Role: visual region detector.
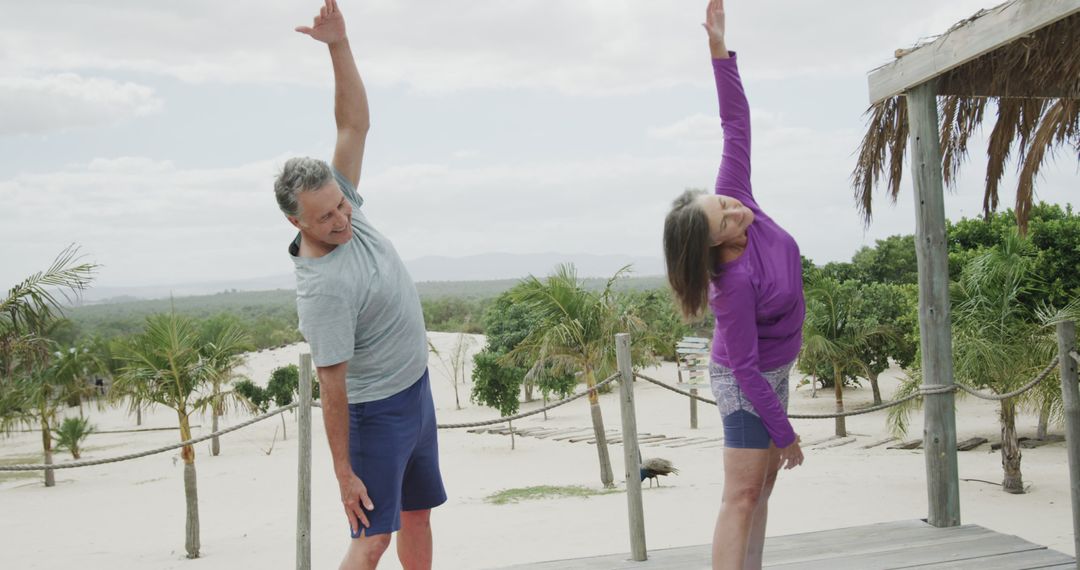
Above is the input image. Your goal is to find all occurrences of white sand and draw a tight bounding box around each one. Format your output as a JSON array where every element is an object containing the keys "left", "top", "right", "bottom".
[{"left": 0, "top": 331, "right": 1074, "bottom": 569}]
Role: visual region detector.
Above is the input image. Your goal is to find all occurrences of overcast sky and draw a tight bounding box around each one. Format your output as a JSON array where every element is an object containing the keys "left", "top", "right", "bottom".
[{"left": 2, "top": 0, "right": 1076, "bottom": 289}]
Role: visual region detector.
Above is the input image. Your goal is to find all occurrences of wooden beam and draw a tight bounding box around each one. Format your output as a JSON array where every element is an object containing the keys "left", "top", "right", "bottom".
[
  {"left": 615, "top": 333, "right": 647, "bottom": 561},
  {"left": 1056, "top": 321, "right": 1080, "bottom": 567},
  {"left": 907, "top": 80, "right": 962, "bottom": 528},
  {"left": 296, "top": 353, "right": 313, "bottom": 570},
  {"left": 868, "top": 0, "right": 1080, "bottom": 103}
]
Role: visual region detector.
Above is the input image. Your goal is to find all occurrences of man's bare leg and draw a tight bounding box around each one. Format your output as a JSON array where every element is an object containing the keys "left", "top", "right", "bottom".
[
  {"left": 340, "top": 532, "right": 391, "bottom": 570},
  {"left": 398, "top": 509, "right": 433, "bottom": 570}
]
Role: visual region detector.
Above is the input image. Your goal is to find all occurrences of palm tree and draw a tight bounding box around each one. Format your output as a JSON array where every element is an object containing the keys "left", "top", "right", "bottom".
[
  {"left": 509, "top": 264, "right": 649, "bottom": 488},
  {"left": 1, "top": 246, "right": 96, "bottom": 385},
  {"left": 198, "top": 320, "right": 254, "bottom": 456},
  {"left": 2, "top": 341, "right": 100, "bottom": 486},
  {"left": 799, "top": 278, "right": 893, "bottom": 437},
  {"left": 113, "top": 313, "right": 215, "bottom": 558},
  {"left": 951, "top": 233, "right": 1055, "bottom": 494},
  {"left": 0, "top": 246, "right": 97, "bottom": 487}
]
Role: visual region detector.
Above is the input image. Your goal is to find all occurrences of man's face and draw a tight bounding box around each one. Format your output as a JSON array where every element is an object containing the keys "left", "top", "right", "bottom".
[{"left": 288, "top": 180, "right": 353, "bottom": 247}]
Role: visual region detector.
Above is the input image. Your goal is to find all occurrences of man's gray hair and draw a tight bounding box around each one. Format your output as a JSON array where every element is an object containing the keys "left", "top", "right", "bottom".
[{"left": 274, "top": 157, "right": 333, "bottom": 217}]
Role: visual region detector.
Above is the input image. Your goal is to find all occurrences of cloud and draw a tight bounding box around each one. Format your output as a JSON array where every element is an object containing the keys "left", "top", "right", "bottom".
[
  {"left": 0, "top": 0, "right": 1019, "bottom": 96},
  {"left": 0, "top": 74, "right": 162, "bottom": 135}
]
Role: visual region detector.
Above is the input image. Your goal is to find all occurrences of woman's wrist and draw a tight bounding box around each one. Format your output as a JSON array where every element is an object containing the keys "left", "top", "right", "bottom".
[{"left": 709, "top": 39, "right": 729, "bottom": 59}]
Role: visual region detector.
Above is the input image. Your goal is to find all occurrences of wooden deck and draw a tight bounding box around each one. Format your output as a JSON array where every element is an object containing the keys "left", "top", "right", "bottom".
[{"left": 499, "top": 520, "right": 1076, "bottom": 569}]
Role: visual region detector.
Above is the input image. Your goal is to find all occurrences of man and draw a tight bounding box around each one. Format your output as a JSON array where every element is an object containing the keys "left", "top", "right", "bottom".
[{"left": 273, "top": 2, "right": 446, "bottom": 568}]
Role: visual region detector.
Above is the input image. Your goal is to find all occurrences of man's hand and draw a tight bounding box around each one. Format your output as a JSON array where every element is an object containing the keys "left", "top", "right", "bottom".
[
  {"left": 339, "top": 470, "right": 375, "bottom": 536},
  {"left": 778, "top": 435, "right": 804, "bottom": 470},
  {"left": 296, "top": 0, "right": 347, "bottom": 46}
]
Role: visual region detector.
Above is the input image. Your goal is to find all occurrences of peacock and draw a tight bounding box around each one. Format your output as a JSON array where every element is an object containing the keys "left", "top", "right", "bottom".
[{"left": 639, "top": 457, "right": 678, "bottom": 487}]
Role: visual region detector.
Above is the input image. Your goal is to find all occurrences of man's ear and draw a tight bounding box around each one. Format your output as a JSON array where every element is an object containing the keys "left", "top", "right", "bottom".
[{"left": 287, "top": 215, "right": 303, "bottom": 231}]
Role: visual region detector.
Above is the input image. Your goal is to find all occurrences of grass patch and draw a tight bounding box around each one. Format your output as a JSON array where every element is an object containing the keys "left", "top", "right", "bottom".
[{"left": 485, "top": 485, "right": 620, "bottom": 505}]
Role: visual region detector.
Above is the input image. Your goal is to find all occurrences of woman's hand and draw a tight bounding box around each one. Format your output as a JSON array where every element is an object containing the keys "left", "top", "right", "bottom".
[
  {"left": 778, "top": 435, "right": 804, "bottom": 470},
  {"left": 703, "top": 0, "right": 729, "bottom": 59}
]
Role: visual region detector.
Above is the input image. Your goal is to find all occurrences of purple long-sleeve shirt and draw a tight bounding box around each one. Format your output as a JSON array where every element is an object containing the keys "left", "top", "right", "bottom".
[{"left": 708, "top": 53, "right": 805, "bottom": 449}]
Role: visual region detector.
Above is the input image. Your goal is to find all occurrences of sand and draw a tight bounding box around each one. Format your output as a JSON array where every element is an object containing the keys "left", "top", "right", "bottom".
[{"left": 0, "top": 331, "right": 1074, "bottom": 569}]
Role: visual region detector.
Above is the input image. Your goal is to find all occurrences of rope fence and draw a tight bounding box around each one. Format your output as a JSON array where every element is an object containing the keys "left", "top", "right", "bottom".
[
  {"left": 635, "top": 354, "right": 1063, "bottom": 420},
  {"left": 0, "top": 402, "right": 300, "bottom": 472},
  {"left": 0, "top": 374, "right": 622, "bottom": 472},
  {"left": 310, "top": 372, "right": 621, "bottom": 430},
  {"left": 0, "top": 349, "right": 1069, "bottom": 472}
]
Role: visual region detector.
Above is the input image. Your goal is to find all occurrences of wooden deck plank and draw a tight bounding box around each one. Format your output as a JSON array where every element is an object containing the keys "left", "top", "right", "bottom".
[
  {"left": 495, "top": 520, "right": 1075, "bottom": 570},
  {"left": 768, "top": 534, "right": 1046, "bottom": 569},
  {"left": 913, "top": 546, "right": 1075, "bottom": 569}
]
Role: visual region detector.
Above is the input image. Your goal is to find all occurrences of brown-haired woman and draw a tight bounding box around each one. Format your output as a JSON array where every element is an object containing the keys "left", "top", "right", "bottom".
[{"left": 663, "top": 1, "right": 805, "bottom": 568}]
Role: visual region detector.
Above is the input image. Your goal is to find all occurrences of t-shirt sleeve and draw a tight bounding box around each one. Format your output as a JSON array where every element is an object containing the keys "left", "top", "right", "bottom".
[
  {"left": 713, "top": 273, "right": 796, "bottom": 448},
  {"left": 297, "top": 292, "right": 357, "bottom": 368},
  {"left": 332, "top": 166, "right": 364, "bottom": 209}
]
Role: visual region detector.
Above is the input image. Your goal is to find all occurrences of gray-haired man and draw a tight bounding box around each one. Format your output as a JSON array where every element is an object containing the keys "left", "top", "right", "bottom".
[{"left": 273, "top": 2, "right": 446, "bottom": 568}]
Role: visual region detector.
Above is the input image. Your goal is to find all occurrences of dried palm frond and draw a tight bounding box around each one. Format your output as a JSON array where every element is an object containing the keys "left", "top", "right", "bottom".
[{"left": 853, "top": 9, "right": 1080, "bottom": 231}]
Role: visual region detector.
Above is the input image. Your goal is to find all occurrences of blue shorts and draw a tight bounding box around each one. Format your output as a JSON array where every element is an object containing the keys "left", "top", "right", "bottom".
[
  {"left": 348, "top": 369, "right": 447, "bottom": 536},
  {"left": 710, "top": 360, "right": 794, "bottom": 450}
]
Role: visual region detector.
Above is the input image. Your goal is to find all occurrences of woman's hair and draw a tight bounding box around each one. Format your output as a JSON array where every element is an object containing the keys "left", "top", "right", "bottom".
[{"left": 663, "top": 189, "right": 719, "bottom": 319}]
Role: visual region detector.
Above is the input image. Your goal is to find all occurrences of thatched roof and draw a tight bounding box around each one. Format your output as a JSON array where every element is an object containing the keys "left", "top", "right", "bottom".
[{"left": 853, "top": 3, "right": 1080, "bottom": 231}]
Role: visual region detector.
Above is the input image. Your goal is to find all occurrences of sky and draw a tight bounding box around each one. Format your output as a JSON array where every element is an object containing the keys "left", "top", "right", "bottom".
[{"left": 2, "top": 0, "right": 1077, "bottom": 289}]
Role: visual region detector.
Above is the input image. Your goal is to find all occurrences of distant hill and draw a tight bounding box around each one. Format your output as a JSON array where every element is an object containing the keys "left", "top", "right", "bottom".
[{"left": 77, "top": 252, "right": 664, "bottom": 304}]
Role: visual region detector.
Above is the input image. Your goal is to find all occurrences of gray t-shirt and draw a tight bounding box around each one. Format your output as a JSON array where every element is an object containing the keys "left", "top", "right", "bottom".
[{"left": 289, "top": 168, "right": 428, "bottom": 404}]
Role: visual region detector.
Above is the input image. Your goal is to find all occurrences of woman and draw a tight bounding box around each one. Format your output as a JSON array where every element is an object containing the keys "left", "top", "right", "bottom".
[{"left": 663, "top": 1, "right": 805, "bottom": 568}]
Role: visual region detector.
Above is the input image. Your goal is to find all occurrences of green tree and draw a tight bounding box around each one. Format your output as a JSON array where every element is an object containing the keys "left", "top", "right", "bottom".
[
  {"left": 851, "top": 282, "right": 918, "bottom": 405},
  {"left": 2, "top": 341, "right": 100, "bottom": 486},
  {"left": 113, "top": 313, "right": 215, "bottom": 558},
  {"left": 799, "top": 278, "right": 893, "bottom": 437},
  {"left": 509, "top": 264, "right": 650, "bottom": 488},
  {"left": 0, "top": 247, "right": 98, "bottom": 487},
  {"left": 852, "top": 234, "right": 918, "bottom": 285},
  {"left": 951, "top": 233, "right": 1056, "bottom": 493}
]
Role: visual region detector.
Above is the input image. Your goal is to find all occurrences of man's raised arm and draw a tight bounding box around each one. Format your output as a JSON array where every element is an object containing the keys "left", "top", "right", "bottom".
[{"left": 297, "top": 0, "right": 370, "bottom": 188}]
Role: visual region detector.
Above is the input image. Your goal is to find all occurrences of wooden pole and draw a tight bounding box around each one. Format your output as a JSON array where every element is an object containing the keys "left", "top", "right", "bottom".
[
  {"left": 906, "top": 80, "right": 961, "bottom": 528},
  {"left": 616, "top": 333, "right": 647, "bottom": 561},
  {"left": 690, "top": 388, "right": 699, "bottom": 429},
  {"left": 1056, "top": 321, "right": 1080, "bottom": 567},
  {"left": 296, "top": 353, "right": 313, "bottom": 570}
]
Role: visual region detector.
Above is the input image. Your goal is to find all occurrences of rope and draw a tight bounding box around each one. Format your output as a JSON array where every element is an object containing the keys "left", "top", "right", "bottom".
[
  {"left": 0, "top": 403, "right": 299, "bottom": 472},
  {"left": 633, "top": 355, "right": 1059, "bottom": 419},
  {"left": 951, "top": 358, "right": 1059, "bottom": 401},
  {"left": 310, "top": 373, "right": 622, "bottom": 429}
]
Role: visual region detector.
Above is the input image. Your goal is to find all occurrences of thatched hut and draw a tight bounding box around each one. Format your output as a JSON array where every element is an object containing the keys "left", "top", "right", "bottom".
[
  {"left": 849, "top": 0, "right": 1080, "bottom": 541},
  {"left": 854, "top": 1, "right": 1079, "bottom": 232}
]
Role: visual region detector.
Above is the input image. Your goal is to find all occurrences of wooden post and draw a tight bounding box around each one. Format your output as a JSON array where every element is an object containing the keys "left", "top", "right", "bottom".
[
  {"left": 296, "top": 353, "right": 313, "bottom": 570},
  {"left": 906, "top": 80, "right": 961, "bottom": 528},
  {"left": 616, "top": 333, "right": 647, "bottom": 561},
  {"left": 1056, "top": 321, "right": 1080, "bottom": 567},
  {"left": 689, "top": 388, "right": 699, "bottom": 429}
]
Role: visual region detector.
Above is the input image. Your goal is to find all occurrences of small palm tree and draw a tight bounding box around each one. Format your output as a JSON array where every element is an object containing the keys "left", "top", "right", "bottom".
[
  {"left": 952, "top": 233, "right": 1055, "bottom": 493},
  {"left": 113, "top": 313, "right": 215, "bottom": 558},
  {"left": 0, "top": 246, "right": 98, "bottom": 487},
  {"left": 198, "top": 320, "right": 254, "bottom": 456},
  {"left": 2, "top": 341, "right": 100, "bottom": 486},
  {"left": 53, "top": 416, "right": 95, "bottom": 459},
  {"left": 509, "top": 264, "right": 650, "bottom": 488},
  {"left": 800, "top": 278, "right": 894, "bottom": 437},
  {"left": 888, "top": 233, "right": 1059, "bottom": 494}
]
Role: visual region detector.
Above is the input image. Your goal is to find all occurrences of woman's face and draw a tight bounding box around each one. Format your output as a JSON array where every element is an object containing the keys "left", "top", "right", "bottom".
[{"left": 695, "top": 193, "right": 754, "bottom": 246}]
